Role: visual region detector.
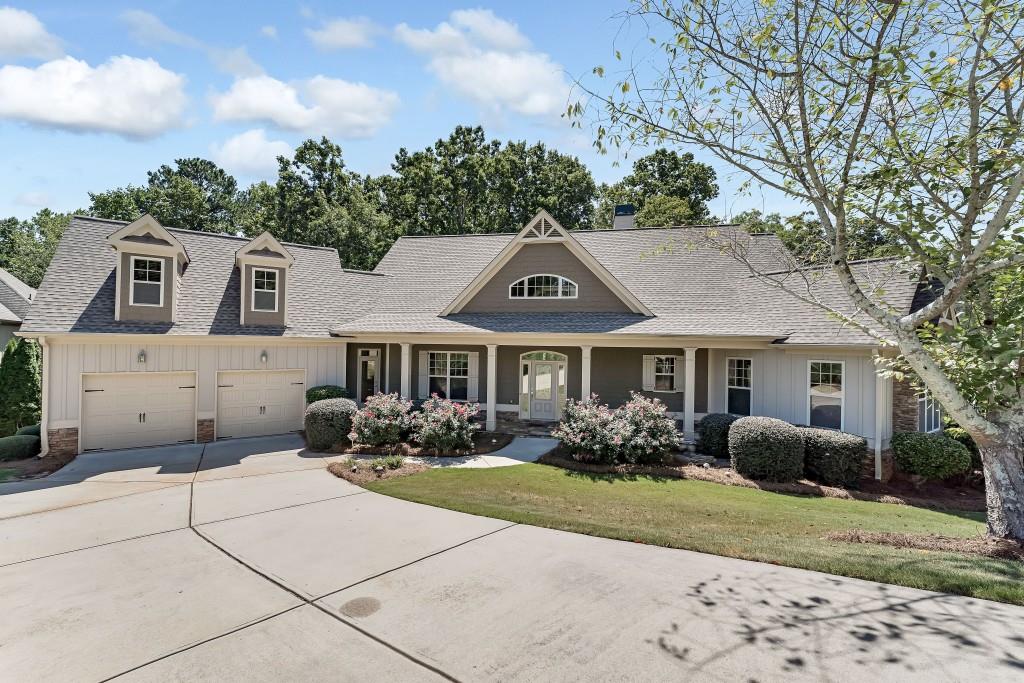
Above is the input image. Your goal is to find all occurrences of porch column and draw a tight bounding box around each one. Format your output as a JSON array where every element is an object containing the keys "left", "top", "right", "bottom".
[
  {"left": 400, "top": 343, "right": 411, "bottom": 399},
  {"left": 683, "top": 347, "right": 697, "bottom": 440},
  {"left": 486, "top": 344, "right": 498, "bottom": 431},
  {"left": 580, "top": 345, "right": 592, "bottom": 400}
]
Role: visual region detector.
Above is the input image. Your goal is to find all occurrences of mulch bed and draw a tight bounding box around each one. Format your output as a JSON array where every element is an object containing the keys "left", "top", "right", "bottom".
[
  {"left": 826, "top": 529, "right": 1024, "bottom": 561},
  {"left": 0, "top": 451, "right": 77, "bottom": 482},
  {"left": 327, "top": 459, "right": 429, "bottom": 486},
  {"left": 538, "top": 451, "right": 986, "bottom": 512},
  {"left": 328, "top": 431, "right": 515, "bottom": 458}
]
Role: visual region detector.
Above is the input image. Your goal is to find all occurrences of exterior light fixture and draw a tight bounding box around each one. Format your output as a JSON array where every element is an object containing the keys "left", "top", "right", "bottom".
[
  {"left": 137, "top": 349, "right": 146, "bottom": 364},
  {"left": 260, "top": 350, "right": 268, "bottom": 363}
]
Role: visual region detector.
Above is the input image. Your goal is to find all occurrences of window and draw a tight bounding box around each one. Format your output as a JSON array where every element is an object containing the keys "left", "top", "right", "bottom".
[
  {"left": 808, "top": 361, "right": 844, "bottom": 430},
  {"left": 252, "top": 268, "right": 278, "bottom": 312},
  {"left": 918, "top": 391, "right": 942, "bottom": 433},
  {"left": 428, "top": 351, "right": 469, "bottom": 401},
  {"left": 727, "top": 358, "right": 752, "bottom": 415},
  {"left": 130, "top": 256, "right": 163, "bottom": 306},
  {"left": 654, "top": 356, "right": 676, "bottom": 392},
  {"left": 509, "top": 274, "right": 578, "bottom": 299}
]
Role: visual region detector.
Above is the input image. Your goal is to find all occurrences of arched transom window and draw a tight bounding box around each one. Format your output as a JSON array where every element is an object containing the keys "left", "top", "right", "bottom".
[{"left": 509, "top": 274, "right": 578, "bottom": 299}]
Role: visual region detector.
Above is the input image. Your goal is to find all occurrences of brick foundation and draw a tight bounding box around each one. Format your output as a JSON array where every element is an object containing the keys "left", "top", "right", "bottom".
[
  {"left": 47, "top": 427, "right": 79, "bottom": 457},
  {"left": 892, "top": 378, "right": 919, "bottom": 433},
  {"left": 197, "top": 418, "right": 215, "bottom": 443},
  {"left": 862, "top": 448, "right": 895, "bottom": 482}
]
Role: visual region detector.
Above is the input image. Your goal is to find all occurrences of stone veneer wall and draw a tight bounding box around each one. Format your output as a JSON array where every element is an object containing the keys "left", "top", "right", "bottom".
[
  {"left": 47, "top": 427, "right": 79, "bottom": 457},
  {"left": 892, "top": 378, "right": 920, "bottom": 433},
  {"left": 197, "top": 419, "right": 215, "bottom": 443}
]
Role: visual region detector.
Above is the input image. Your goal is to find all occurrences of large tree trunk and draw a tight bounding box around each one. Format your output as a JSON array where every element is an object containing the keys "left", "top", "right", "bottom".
[{"left": 980, "top": 426, "right": 1024, "bottom": 540}]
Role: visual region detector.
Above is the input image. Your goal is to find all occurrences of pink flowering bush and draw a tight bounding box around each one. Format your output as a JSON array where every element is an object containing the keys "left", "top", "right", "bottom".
[
  {"left": 411, "top": 395, "right": 481, "bottom": 454},
  {"left": 349, "top": 393, "right": 412, "bottom": 447},
  {"left": 554, "top": 392, "right": 681, "bottom": 464}
]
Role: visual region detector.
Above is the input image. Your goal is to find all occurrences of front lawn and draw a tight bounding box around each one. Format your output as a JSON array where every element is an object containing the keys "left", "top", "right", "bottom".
[{"left": 366, "top": 463, "right": 1024, "bottom": 605}]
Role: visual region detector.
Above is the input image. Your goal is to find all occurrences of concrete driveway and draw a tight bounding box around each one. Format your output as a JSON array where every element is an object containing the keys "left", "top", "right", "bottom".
[{"left": 2, "top": 434, "right": 1023, "bottom": 682}]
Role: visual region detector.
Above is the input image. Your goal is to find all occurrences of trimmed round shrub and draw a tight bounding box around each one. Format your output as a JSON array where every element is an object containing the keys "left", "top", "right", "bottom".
[
  {"left": 552, "top": 396, "right": 618, "bottom": 464},
  {"left": 891, "top": 431, "right": 972, "bottom": 480},
  {"left": 304, "top": 398, "right": 358, "bottom": 450},
  {"left": 15, "top": 423, "right": 40, "bottom": 437},
  {"left": 306, "top": 385, "right": 349, "bottom": 403},
  {"left": 412, "top": 396, "right": 481, "bottom": 453},
  {"left": 728, "top": 416, "right": 805, "bottom": 482},
  {"left": 696, "top": 413, "right": 742, "bottom": 458},
  {"left": 349, "top": 393, "right": 412, "bottom": 446},
  {"left": 944, "top": 427, "right": 981, "bottom": 470},
  {"left": 613, "top": 392, "right": 681, "bottom": 464},
  {"left": 801, "top": 427, "right": 866, "bottom": 488},
  {"left": 0, "top": 434, "right": 41, "bottom": 461}
]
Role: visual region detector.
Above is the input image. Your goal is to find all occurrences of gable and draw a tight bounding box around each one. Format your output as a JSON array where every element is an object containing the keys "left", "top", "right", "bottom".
[{"left": 460, "top": 242, "right": 633, "bottom": 313}]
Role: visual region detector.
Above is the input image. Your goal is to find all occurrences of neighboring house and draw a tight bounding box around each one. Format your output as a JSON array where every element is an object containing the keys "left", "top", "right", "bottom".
[
  {"left": 0, "top": 267, "right": 36, "bottom": 359},
  {"left": 19, "top": 211, "right": 933, "bottom": 477}
]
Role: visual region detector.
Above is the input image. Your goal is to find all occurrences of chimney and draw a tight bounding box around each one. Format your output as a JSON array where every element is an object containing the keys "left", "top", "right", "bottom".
[{"left": 612, "top": 204, "right": 636, "bottom": 230}]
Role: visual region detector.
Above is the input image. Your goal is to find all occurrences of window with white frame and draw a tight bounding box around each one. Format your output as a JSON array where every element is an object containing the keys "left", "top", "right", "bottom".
[
  {"left": 918, "top": 390, "right": 942, "bottom": 433},
  {"left": 808, "top": 361, "right": 844, "bottom": 429},
  {"left": 509, "top": 274, "right": 578, "bottom": 299},
  {"left": 428, "top": 351, "right": 469, "bottom": 401},
  {"left": 727, "top": 358, "right": 752, "bottom": 415},
  {"left": 130, "top": 256, "right": 163, "bottom": 306},
  {"left": 252, "top": 268, "right": 278, "bottom": 312},
  {"left": 654, "top": 355, "right": 676, "bottom": 391}
]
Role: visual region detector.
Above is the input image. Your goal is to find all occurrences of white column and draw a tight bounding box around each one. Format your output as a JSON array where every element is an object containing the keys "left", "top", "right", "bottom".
[
  {"left": 400, "top": 343, "right": 411, "bottom": 399},
  {"left": 873, "top": 350, "right": 885, "bottom": 480},
  {"left": 338, "top": 341, "right": 347, "bottom": 389},
  {"left": 486, "top": 344, "right": 498, "bottom": 431},
  {"left": 683, "top": 347, "right": 697, "bottom": 440},
  {"left": 580, "top": 345, "right": 592, "bottom": 400}
]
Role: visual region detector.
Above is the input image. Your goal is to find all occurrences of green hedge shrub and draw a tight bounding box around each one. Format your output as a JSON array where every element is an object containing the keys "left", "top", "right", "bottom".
[
  {"left": 891, "top": 431, "right": 972, "bottom": 480},
  {"left": 15, "top": 423, "right": 41, "bottom": 437},
  {"left": 0, "top": 434, "right": 41, "bottom": 460},
  {"left": 306, "top": 385, "right": 349, "bottom": 403},
  {"left": 0, "top": 338, "right": 41, "bottom": 436},
  {"left": 944, "top": 427, "right": 981, "bottom": 470},
  {"left": 728, "top": 416, "right": 805, "bottom": 482},
  {"left": 801, "top": 427, "right": 866, "bottom": 487},
  {"left": 696, "top": 413, "right": 742, "bottom": 458},
  {"left": 304, "top": 398, "right": 358, "bottom": 450}
]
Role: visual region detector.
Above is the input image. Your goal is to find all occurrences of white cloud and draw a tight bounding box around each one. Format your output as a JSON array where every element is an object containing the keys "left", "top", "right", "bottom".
[
  {"left": 15, "top": 191, "right": 49, "bottom": 207},
  {"left": 0, "top": 56, "right": 187, "bottom": 138},
  {"left": 210, "top": 74, "right": 398, "bottom": 138},
  {"left": 306, "top": 17, "right": 378, "bottom": 50},
  {"left": 260, "top": 25, "right": 278, "bottom": 39},
  {"left": 120, "top": 10, "right": 261, "bottom": 77},
  {"left": 0, "top": 7, "right": 63, "bottom": 59},
  {"left": 211, "top": 128, "right": 290, "bottom": 175},
  {"left": 394, "top": 10, "right": 569, "bottom": 118}
]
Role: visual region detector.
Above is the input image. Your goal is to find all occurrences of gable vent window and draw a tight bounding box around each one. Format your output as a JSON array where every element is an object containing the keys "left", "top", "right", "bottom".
[
  {"left": 130, "top": 256, "right": 163, "bottom": 307},
  {"left": 252, "top": 268, "right": 278, "bottom": 312},
  {"left": 509, "top": 274, "right": 578, "bottom": 299}
]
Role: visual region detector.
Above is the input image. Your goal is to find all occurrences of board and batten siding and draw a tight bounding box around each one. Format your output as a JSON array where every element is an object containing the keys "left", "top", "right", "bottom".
[
  {"left": 45, "top": 339, "right": 346, "bottom": 426},
  {"left": 706, "top": 348, "right": 891, "bottom": 447}
]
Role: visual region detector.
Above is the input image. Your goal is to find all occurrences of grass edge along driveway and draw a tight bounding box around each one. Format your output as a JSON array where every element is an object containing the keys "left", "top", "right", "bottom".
[{"left": 366, "top": 463, "right": 1024, "bottom": 606}]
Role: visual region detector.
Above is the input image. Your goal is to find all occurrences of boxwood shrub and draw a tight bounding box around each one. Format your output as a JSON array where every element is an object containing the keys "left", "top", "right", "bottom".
[
  {"left": 303, "top": 398, "right": 358, "bottom": 450},
  {"left": 891, "top": 431, "right": 972, "bottom": 480},
  {"left": 728, "top": 416, "right": 805, "bottom": 482},
  {"left": 0, "top": 434, "right": 41, "bottom": 461},
  {"left": 696, "top": 413, "right": 742, "bottom": 458},
  {"left": 943, "top": 426, "right": 981, "bottom": 470},
  {"left": 801, "top": 427, "right": 866, "bottom": 487},
  {"left": 306, "top": 385, "right": 349, "bottom": 403},
  {"left": 14, "top": 423, "right": 40, "bottom": 437}
]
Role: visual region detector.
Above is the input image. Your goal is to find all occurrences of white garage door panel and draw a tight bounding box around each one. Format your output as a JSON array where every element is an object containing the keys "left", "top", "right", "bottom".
[
  {"left": 217, "top": 370, "right": 305, "bottom": 439},
  {"left": 82, "top": 373, "right": 196, "bottom": 451}
]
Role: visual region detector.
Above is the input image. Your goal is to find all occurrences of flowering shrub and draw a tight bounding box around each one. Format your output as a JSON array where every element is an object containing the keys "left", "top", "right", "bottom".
[
  {"left": 349, "top": 393, "right": 412, "bottom": 447},
  {"left": 411, "top": 395, "right": 481, "bottom": 454},
  {"left": 554, "top": 393, "right": 681, "bottom": 464}
]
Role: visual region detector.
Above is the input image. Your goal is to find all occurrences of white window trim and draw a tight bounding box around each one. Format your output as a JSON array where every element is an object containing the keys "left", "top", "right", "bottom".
[
  {"left": 427, "top": 350, "right": 471, "bottom": 402},
  {"left": 807, "top": 359, "right": 845, "bottom": 431},
  {"left": 726, "top": 357, "right": 753, "bottom": 415},
  {"left": 652, "top": 354, "right": 677, "bottom": 393},
  {"left": 508, "top": 273, "right": 579, "bottom": 299},
  {"left": 252, "top": 267, "right": 279, "bottom": 313},
  {"left": 128, "top": 255, "right": 164, "bottom": 308},
  {"left": 918, "top": 390, "right": 943, "bottom": 433}
]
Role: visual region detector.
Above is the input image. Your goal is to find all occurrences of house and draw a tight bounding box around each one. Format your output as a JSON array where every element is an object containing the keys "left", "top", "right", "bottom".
[
  {"left": 0, "top": 266, "right": 36, "bottom": 359},
  {"left": 19, "top": 210, "right": 931, "bottom": 476}
]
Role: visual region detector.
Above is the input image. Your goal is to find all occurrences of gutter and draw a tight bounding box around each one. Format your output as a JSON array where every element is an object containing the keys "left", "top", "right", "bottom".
[{"left": 39, "top": 335, "right": 48, "bottom": 457}]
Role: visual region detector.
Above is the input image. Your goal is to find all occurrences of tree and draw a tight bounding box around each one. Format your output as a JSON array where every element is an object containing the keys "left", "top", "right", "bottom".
[
  {"left": 594, "top": 149, "right": 718, "bottom": 228},
  {"left": 0, "top": 338, "right": 41, "bottom": 436},
  {"left": 0, "top": 210, "right": 71, "bottom": 288},
  {"left": 731, "top": 210, "right": 899, "bottom": 263},
  {"left": 576, "top": 1, "right": 1024, "bottom": 538}
]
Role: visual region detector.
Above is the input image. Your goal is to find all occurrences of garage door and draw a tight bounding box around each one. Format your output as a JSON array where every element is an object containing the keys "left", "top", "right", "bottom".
[
  {"left": 216, "top": 370, "right": 305, "bottom": 439},
  {"left": 81, "top": 372, "right": 196, "bottom": 451}
]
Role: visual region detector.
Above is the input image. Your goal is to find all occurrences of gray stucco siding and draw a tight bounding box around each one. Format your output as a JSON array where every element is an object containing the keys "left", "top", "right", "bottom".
[
  {"left": 118, "top": 252, "right": 174, "bottom": 322},
  {"left": 590, "top": 347, "right": 708, "bottom": 413}
]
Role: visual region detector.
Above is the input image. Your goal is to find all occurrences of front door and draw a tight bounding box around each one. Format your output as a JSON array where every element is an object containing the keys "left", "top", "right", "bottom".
[
  {"left": 359, "top": 358, "right": 378, "bottom": 402},
  {"left": 531, "top": 361, "right": 556, "bottom": 420}
]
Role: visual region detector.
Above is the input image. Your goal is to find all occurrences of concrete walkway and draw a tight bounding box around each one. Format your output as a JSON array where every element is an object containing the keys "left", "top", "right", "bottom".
[
  {"left": 2, "top": 434, "right": 1023, "bottom": 681},
  {"left": 409, "top": 435, "right": 559, "bottom": 468}
]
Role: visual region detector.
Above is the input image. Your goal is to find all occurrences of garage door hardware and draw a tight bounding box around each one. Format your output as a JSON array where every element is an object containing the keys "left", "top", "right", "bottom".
[
  {"left": 84, "top": 389, "right": 104, "bottom": 392},
  {"left": 217, "top": 384, "right": 234, "bottom": 388},
  {"left": 291, "top": 382, "right": 304, "bottom": 385},
  {"left": 178, "top": 385, "right": 196, "bottom": 389},
  {"left": 138, "top": 413, "right": 147, "bottom": 423}
]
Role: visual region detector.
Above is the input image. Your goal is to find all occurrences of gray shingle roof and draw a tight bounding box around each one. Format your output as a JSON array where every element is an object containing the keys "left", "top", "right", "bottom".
[
  {"left": 20, "top": 216, "right": 382, "bottom": 337},
  {"left": 0, "top": 267, "right": 35, "bottom": 323}
]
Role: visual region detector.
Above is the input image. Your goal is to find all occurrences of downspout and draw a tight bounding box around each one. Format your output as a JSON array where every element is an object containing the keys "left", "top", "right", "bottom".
[
  {"left": 39, "top": 335, "right": 49, "bottom": 457},
  {"left": 873, "top": 349, "right": 883, "bottom": 480}
]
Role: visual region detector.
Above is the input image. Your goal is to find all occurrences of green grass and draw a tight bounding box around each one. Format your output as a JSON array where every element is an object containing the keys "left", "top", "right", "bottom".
[
  {"left": 367, "top": 463, "right": 1024, "bottom": 605},
  {"left": 0, "top": 468, "right": 17, "bottom": 482}
]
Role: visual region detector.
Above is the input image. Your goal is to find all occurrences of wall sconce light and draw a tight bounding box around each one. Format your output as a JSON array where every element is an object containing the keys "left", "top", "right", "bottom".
[
  {"left": 259, "top": 350, "right": 268, "bottom": 363},
  {"left": 137, "top": 349, "right": 146, "bottom": 364}
]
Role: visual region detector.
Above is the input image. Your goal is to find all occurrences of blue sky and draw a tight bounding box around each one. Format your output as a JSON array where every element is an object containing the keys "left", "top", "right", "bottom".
[{"left": 0, "top": 2, "right": 801, "bottom": 220}]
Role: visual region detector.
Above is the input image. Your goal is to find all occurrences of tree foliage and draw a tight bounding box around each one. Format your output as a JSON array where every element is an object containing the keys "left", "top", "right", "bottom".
[
  {"left": 0, "top": 210, "right": 71, "bottom": 288},
  {"left": 731, "top": 210, "right": 899, "bottom": 263},
  {"left": 0, "top": 338, "right": 41, "bottom": 436}
]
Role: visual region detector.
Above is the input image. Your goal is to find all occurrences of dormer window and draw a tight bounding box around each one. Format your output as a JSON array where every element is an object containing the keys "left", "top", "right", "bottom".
[
  {"left": 252, "top": 268, "right": 278, "bottom": 312},
  {"left": 130, "top": 256, "right": 163, "bottom": 307},
  {"left": 509, "top": 274, "right": 578, "bottom": 299}
]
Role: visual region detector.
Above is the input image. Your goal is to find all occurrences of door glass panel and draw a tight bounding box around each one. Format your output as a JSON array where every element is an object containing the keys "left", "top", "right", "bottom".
[
  {"left": 361, "top": 360, "right": 376, "bottom": 401},
  {"left": 520, "top": 363, "right": 530, "bottom": 414},
  {"left": 535, "top": 363, "right": 553, "bottom": 400}
]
